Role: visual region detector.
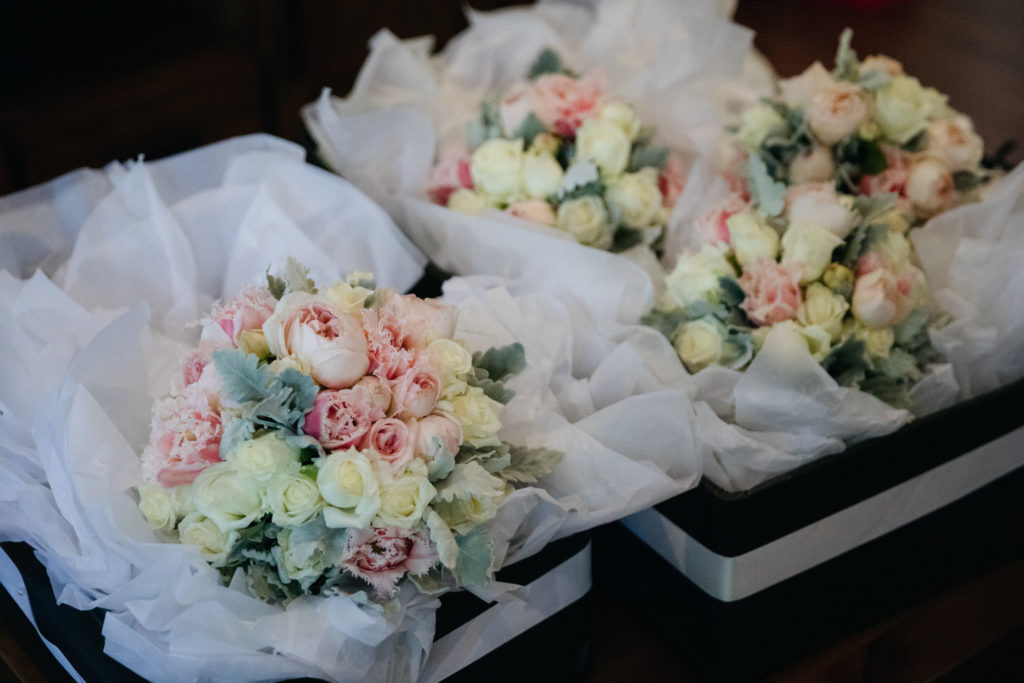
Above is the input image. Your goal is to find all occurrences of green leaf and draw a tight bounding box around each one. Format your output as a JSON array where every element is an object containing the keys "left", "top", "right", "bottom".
[
  {"left": 821, "top": 337, "right": 869, "bottom": 387},
  {"left": 214, "top": 350, "right": 276, "bottom": 404},
  {"left": 452, "top": 526, "right": 494, "bottom": 587},
  {"left": 718, "top": 276, "right": 747, "bottom": 308},
  {"left": 721, "top": 332, "right": 754, "bottom": 370},
  {"left": 473, "top": 343, "right": 526, "bottom": 383},
  {"left": 746, "top": 155, "right": 786, "bottom": 217},
  {"left": 852, "top": 193, "right": 897, "bottom": 221},
  {"left": 266, "top": 271, "right": 286, "bottom": 300},
  {"left": 220, "top": 414, "right": 257, "bottom": 458},
  {"left": 274, "top": 258, "right": 317, "bottom": 296},
  {"left": 433, "top": 461, "right": 506, "bottom": 503},
  {"left": 611, "top": 227, "right": 645, "bottom": 253},
  {"left": 425, "top": 509, "right": 459, "bottom": 571},
  {"left": 299, "top": 464, "right": 318, "bottom": 480},
  {"left": 513, "top": 113, "right": 547, "bottom": 148},
  {"left": 859, "top": 68, "right": 891, "bottom": 90},
  {"left": 633, "top": 125, "right": 656, "bottom": 146},
  {"left": 858, "top": 375, "right": 911, "bottom": 408},
  {"left": 528, "top": 48, "right": 564, "bottom": 79},
  {"left": 628, "top": 145, "right": 669, "bottom": 172},
  {"left": 953, "top": 170, "right": 983, "bottom": 193},
  {"left": 838, "top": 222, "right": 889, "bottom": 269},
  {"left": 501, "top": 445, "right": 564, "bottom": 484},
  {"left": 894, "top": 308, "right": 931, "bottom": 350},
  {"left": 467, "top": 100, "right": 501, "bottom": 148},
  {"left": 871, "top": 347, "right": 921, "bottom": 381},
  {"left": 833, "top": 27, "right": 859, "bottom": 82},
  {"left": 641, "top": 308, "right": 689, "bottom": 340},
  {"left": 858, "top": 138, "right": 888, "bottom": 175},
  {"left": 902, "top": 130, "right": 928, "bottom": 153}
]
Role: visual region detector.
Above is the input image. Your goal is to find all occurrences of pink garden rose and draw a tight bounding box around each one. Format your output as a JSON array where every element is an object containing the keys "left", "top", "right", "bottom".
[
  {"left": 532, "top": 71, "right": 605, "bottom": 137},
  {"left": 181, "top": 347, "right": 221, "bottom": 409},
  {"left": 342, "top": 527, "right": 437, "bottom": 598},
  {"left": 738, "top": 260, "right": 804, "bottom": 326},
  {"left": 142, "top": 385, "right": 223, "bottom": 488},
  {"left": 381, "top": 294, "right": 458, "bottom": 350},
  {"left": 361, "top": 418, "right": 416, "bottom": 472},
  {"left": 659, "top": 152, "right": 688, "bottom": 208},
  {"left": 851, "top": 267, "right": 915, "bottom": 328},
  {"left": 363, "top": 308, "right": 415, "bottom": 381},
  {"left": 389, "top": 362, "right": 442, "bottom": 420},
  {"left": 427, "top": 146, "right": 474, "bottom": 206},
  {"left": 506, "top": 199, "right": 557, "bottom": 226},
  {"left": 860, "top": 145, "right": 912, "bottom": 198},
  {"left": 303, "top": 388, "right": 384, "bottom": 450},
  {"left": 209, "top": 284, "right": 277, "bottom": 347},
  {"left": 415, "top": 414, "right": 463, "bottom": 463},
  {"left": 264, "top": 293, "right": 370, "bottom": 389},
  {"left": 695, "top": 194, "right": 748, "bottom": 245}
]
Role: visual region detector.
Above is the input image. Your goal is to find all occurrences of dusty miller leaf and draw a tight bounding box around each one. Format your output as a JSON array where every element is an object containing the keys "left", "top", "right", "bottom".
[
  {"left": 501, "top": 445, "right": 564, "bottom": 484},
  {"left": 746, "top": 155, "right": 786, "bottom": 217},
  {"left": 452, "top": 527, "right": 494, "bottom": 587}
]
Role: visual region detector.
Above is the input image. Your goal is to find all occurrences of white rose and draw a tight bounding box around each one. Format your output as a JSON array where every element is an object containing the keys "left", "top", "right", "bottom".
[
  {"left": 179, "top": 512, "right": 238, "bottom": 567},
  {"left": 448, "top": 188, "right": 490, "bottom": 215},
  {"left": 788, "top": 145, "right": 836, "bottom": 184},
  {"left": 926, "top": 115, "right": 983, "bottom": 171},
  {"left": 785, "top": 184, "right": 859, "bottom": 239},
  {"left": 191, "top": 463, "right": 264, "bottom": 532},
  {"left": 606, "top": 168, "right": 663, "bottom": 230},
  {"left": 225, "top": 432, "right": 301, "bottom": 482},
  {"left": 797, "top": 283, "right": 849, "bottom": 342},
  {"left": 599, "top": 101, "right": 640, "bottom": 141},
  {"left": 522, "top": 148, "right": 565, "bottom": 199},
  {"left": 556, "top": 196, "right": 613, "bottom": 248},
  {"left": 443, "top": 386, "right": 503, "bottom": 447},
  {"left": 575, "top": 118, "right": 631, "bottom": 176},
  {"left": 267, "top": 472, "right": 323, "bottom": 527},
  {"left": 794, "top": 322, "right": 833, "bottom": 361},
  {"left": 662, "top": 242, "right": 737, "bottom": 309},
  {"left": 874, "top": 76, "right": 948, "bottom": 144},
  {"left": 778, "top": 61, "right": 836, "bottom": 108},
  {"left": 736, "top": 103, "right": 786, "bottom": 151},
  {"left": 727, "top": 211, "right": 779, "bottom": 267},
  {"left": 428, "top": 338, "right": 473, "bottom": 400},
  {"left": 138, "top": 485, "right": 178, "bottom": 533},
  {"left": 506, "top": 199, "right": 557, "bottom": 227},
  {"left": 317, "top": 448, "right": 381, "bottom": 529},
  {"left": 415, "top": 414, "right": 463, "bottom": 473},
  {"left": 906, "top": 156, "right": 955, "bottom": 217},
  {"left": 781, "top": 222, "right": 845, "bottom": 284},
  {"left": 807, "top": 83, "right": 871, "bottom": 145},
  {"left": 374, "top": 470, "right": 436, "bottom": 528},
  {"left": 673, "top": 317, "right": 726, "bottom": 373},
  {"left": 470, "top": 138, "right": 524, "bottom": 201}
]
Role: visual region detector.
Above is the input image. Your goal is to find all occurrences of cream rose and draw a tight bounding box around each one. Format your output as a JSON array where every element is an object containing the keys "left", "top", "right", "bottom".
[
  {"left": 191, "top": 463, "right": 264, "bottom": 532},
  {"left": 926, "top": 115, "right": 983, "bottom": 171},
  {"left": 906, "top": 156, "right": 955, "bottom": 217},
  {"left": 318, "top": 448, "right": 381, "bottom": 529},
  {"left": 874, "top": 76, "right": 948, "bottom": 144},
  {"left": 673, "top": 317, "right": 726, "bottom": 373},
  {"left": 662, "top": 243, "right": 737, "bottom": 310},
  {"left": 374, "top": 470, "right": 436, "bottom": 529},
  {"left": 236, "top": 330, "right": 270, "bottom": 359},
  {"left": 428, "top": 338, "right": 473, "bottom": 399},
  {"left": 268, "top": 354, "right": 313, "bottom": 376},
  {"left": 556, "top": 196, "right": 613, "bottom": 248},
  {"left": 823, "top": 263, "right": 856, "bottom": 299},
  {"left": 871, "top": 230, "right": 912, "bottom": 269},
  {"left": 797, "top": 283, "right": 849, "bottom": 341},
  {"left": 266, "top": 472, "right": 323, "bottom": 527},
  {"left": 507, "top": 199, "right": 557, "bottom": 226},
  {"left": 470, "top": 138, "right": 524, "bottom": 201},
  {"left": 736, "top": 103, "right": 786, "bottom": 151},
  {"left": 807, "top": 83, "right": 871, "bottom": 145},
  {"left": 522, "top": 148, "right": 565, "bottom": 199},
  {"left": 445, "top": 386, "right": 503, "bottom": 447},
  {"left": 605, "top": 168, "right": 663, "bottom": 229},
  {"left": 727, "top": 211, "right": 779, "bottom": 267},
  {"left": 599, "top": 101, "right": 640, "bottom": 141},
  {"left": 138, "top": 485, "right": 179, "bottom": 533},
  {"left": 323, "top": 281, "right": 373, "bottom": 313},
  {"left": 789, "top": 145, "right": 836, "bottom": 184},
  {"left": 225, "top": 432, "right": 301, "bottom": 482},
  {"left": 781, "top": 222, "right": 845, "bottom": 283},
  {"left": 575, "top": 118, "right": 631, "bottom": 176},
  {"left": 178, "top": 512, "right": 238, "bottom": 567},
  {"left": 448, "top": 188, "right": 490, "bottom": 215}
]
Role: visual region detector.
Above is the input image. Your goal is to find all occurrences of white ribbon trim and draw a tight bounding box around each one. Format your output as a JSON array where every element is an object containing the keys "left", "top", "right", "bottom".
[
  {"left": 419, "top": 542, "right": 592, "bottom": 683},
  {"left": 624, "top": 425, "right": 1024, "bottom": 602},
  {"left": 0, "top": 548, "right": 87, "bottom": 683}
]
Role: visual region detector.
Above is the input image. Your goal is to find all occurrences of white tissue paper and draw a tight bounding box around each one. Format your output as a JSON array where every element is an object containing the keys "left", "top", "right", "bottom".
[
  {"left": 0, "top": 136, "right": 702, "bottom": 680},
  {"left": 302, "top": 0, "right": 773, "bottom": 321}
]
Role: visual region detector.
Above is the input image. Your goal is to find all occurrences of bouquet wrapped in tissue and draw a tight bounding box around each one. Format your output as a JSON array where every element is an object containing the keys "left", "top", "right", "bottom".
[
  {"left": 429, "top": 49, "right": 686, "bottom": 252},
  {"left": 138, "top": 263, "right": 562, "bottom": 605}
]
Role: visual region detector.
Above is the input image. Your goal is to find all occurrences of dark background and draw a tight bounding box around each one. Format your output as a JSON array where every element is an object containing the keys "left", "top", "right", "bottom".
[{"left": 0, "top": 0, "right": 1021, "bottom": 196}]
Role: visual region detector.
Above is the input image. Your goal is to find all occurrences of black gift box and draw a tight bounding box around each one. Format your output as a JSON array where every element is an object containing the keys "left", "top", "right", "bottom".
[
  {"left": 0, "top": 532, "right": 592, "bottom": 682},
  {"left": 594, "top": 377, "right": 1024, "bottom": 682}
]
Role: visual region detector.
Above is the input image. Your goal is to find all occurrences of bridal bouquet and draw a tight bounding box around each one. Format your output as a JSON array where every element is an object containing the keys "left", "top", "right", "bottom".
[
  {"left": 428, "top": 49, "right": 686, "bottom": 252},
  {"left": 729, "top": 30, "right": 999, "bottom": 224},
  {"left": 137, "top": 261, "right": 562, "bottom": 605}
]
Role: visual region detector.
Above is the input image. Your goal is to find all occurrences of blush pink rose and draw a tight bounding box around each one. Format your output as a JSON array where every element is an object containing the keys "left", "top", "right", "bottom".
[
  {"left": 427, "top": 145, "right": 474, "bottom": 205},
  {"left": 381, "top": 295, "right": 458, "bottom": 350},
  {"left": 533, "top": 71, "right": 605, "bottom": 137},
  {"left": 415, "top": 414, "right": 463, "bottom": 463},
  {"left": 181, "top": 347, "right": 222, "bottom": 409},
  {"left": 738, "top": 260, "right": 804, "bottom": 326},
  {"left": 859, "top": 145, "right": 912, "bottom": 197},
  {"left": 361, "top": 418, "right": 417, "bottom": 472},
  {"left": 851, "top": 267, "right": 915, "bottom": 328},
  {"left": 142, "top": 386, "right": 223, "bottom": 488},
  {"left": 208, "top": 284, "right": 277, "bottom": 347},
  {"left": 506, "top": 199, "right": 557, "bottom": 226},
  {"left": 303, "top": 389, "right": 384, "bottom": 450},
  {"left": 342, "top": 527, "right": 437, "bottom": 598},
  {"left": 659, "top": 152, "right": 689, "bottom": 208},
  {"left": 389, "top": 362, "right": 442, "bottom": 420},
  {"left": 695, "top": 194, "right": 748, "bottom": 245}
]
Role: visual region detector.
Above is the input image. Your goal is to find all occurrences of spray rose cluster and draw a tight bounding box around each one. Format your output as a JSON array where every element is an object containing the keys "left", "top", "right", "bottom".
[
  {"left": 427, "top": 49, "right": 687, "bottom": 252},
  {"left": 138, "top": 262, "right": 562, "bottom": 604}
]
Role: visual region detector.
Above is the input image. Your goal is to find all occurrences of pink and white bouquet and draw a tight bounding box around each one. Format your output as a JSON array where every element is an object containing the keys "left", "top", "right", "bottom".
[
  {"left": 428, "top": 49, "right": 687, "bottom": 253},
  {"left": 728, "top": 30, "right": 1003, "bottom": 225},
  {"left": 137, "top": 261, "right": 562, "bottom": 604}
]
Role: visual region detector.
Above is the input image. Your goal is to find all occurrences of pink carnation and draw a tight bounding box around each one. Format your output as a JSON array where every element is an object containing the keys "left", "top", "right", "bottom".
[
  {"left": 361, "top": 418, "right": 417, "bottom": 472},
  {"left": 342, "top": 527, "right": 438, "bottom": 598},
  {"left": 659, "top": 152, "right": 689, "bottom": 208},
  {"left": 738, "top": 260, "right": 804, "bottom": 327},
  {"left": 362, "top": 308, "right": 415, "bottom": 382},
  {"left": 533, "top": 71, "right": 605, "bottom": 137},
  {"left": 209, "top": 284, "right": 277, "bottom": 346},
  {"left": 303, "top": 388, "right": 384, "bottom": 450},
  {"left": 695, "top": 194, "right": 748, "bottom": 245},
  {"left": 389, "top": 361, "right": 442, "bottom": 420},
  {"left": 142, "top": 386, "right": 223, "bottom": 488},
  {"left": 428, "top": 146, "right": 474, "bottom": 206}
]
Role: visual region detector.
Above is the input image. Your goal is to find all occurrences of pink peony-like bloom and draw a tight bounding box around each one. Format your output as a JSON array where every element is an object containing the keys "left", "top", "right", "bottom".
[
  {"left": 142, "top": 385, "right": 223, "bottom": 488},
  {"left": 427, "top": 145, "right": 474, "bottom": 206},
  {"left": 659, "top": 152, "right": 689, "bottom": 208},
  {"left": 303, "top": 389, "right": 384, "bottom": 450},
  {"left": 264, "top": 294, "right": 370, "bottom": 389},
  {"left": 381, "top": 294, "right": 458, "bottom": 351},
  {"left": 851, "top": 267, "right": 915, "bottom": 328},
  {"left": 342, "top": 527, "right": 438, "bottom": 598},
  {"left": 860, "top": 145, "right": 912, "bottom": 197},
  {"left": 181, "top": 347, "right": 222, "bottom": 410},
  {"left": 389, "top": 361, "right": 442, "bottom": 420},
  {"left": 695, "top": 194, "right": 748, "bottom": 245},
  {"left": 415, "top": 414, "right": 463, "bottom": 463},
  {"left": 361, "top": 418, "right": 417, "bottom": 472},
  {"left": 738, "top": 260, "right": 804, "bottom": 326},
  {"left": 209, "top": 284, "right": 277, "bottom": 347},
  {"left": 532, "top": 71, "right": 605, "bottom": 137},
  {"left": 363, "top": 308, "right": 416, "bottom": 382}
]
